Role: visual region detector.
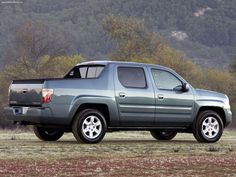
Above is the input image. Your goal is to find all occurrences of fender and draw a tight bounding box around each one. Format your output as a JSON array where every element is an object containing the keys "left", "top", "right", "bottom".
[
  {"left": 68, "top": 95, "right": 119, "bottom": 125},
  {"left": 193, "top": 99, "right": 225, "bottom": 121}
]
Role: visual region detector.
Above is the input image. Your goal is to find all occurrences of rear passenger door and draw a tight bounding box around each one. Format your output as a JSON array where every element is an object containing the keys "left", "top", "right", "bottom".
[{"left": 114, "top": 65, "right": 155, "bottom": 127}]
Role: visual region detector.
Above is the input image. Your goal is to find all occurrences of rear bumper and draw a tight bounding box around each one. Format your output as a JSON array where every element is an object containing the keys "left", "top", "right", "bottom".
[
  {"left": 224, "top": 108, "right": 232, "bottom": 127},
  {"left": 4, "top": 106, "right": 54, "bottom": 124}
]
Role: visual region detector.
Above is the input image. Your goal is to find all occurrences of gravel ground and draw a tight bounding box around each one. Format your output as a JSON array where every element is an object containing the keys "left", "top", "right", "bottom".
[{"left": 0, "top": 130, "right": 235, "bottom": 176}]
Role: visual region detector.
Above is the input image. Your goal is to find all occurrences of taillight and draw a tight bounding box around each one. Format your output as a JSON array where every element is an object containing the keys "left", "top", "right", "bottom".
[
  {"left": 8, "top": 82, "right": 12, "bottom": 104},
  {"left": 42, "top": 89, "right": 54, "bottom": 103}
]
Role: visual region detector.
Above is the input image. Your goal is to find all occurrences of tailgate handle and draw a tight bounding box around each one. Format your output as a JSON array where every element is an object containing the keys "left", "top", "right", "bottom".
[{"left": 22, "top": 89, "right": 28, "bottom": 93}]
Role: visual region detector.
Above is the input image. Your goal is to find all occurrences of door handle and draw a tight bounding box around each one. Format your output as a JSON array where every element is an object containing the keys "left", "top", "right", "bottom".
[
  {"left": 119, "top": 92, "right": 126, "bottom": 98},
  {"left": 158, "top": 94, "right": 164, "bottom": 100}
]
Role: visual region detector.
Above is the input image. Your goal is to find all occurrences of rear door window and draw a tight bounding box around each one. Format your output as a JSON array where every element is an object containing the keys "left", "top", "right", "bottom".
[{"left": 118, "top": 67, "right": 147, "bottom": 88}]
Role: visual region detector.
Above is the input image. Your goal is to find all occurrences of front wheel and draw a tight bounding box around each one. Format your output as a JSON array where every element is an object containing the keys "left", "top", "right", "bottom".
[
  {"left": 72, "top": 109, "right": 107, "bottom": 144},
  {"left": 33, "top": 126, "right": 64, "bottom": 141},
  {"left": 193, "top": 110, "right": 223, "bottom": 143},
  {"left": 150, "top": 130, "right": 177, "bottom": 140}
]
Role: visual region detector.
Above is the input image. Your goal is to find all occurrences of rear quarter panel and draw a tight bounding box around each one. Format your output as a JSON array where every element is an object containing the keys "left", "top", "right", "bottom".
[{"left": 44, "top": 64, "right": 119, "bottom": 125}]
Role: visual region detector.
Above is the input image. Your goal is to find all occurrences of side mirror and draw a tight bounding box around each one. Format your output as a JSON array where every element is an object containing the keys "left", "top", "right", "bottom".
[
  {"left": 174, "top": 83, "right": 190, "bottom": 92},
  {"left": 182, "top": 83, "right": 190, "bottom": 92},
  {"left": 173, "top": 85, "right": 183, "bottom": 91}
]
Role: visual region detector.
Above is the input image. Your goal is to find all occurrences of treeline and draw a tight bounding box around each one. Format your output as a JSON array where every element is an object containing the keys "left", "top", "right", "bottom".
[
  {"left": 0, "top": 0, "right": 236, "bottom": 67},
  {"left": 0, "top": 15, "right": 235, "bottom": 128}
]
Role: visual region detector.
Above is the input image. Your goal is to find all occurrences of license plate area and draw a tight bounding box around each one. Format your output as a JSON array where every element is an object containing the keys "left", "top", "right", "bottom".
[{"left": 13, "top": 107, "right": 29, "bottom": 115}]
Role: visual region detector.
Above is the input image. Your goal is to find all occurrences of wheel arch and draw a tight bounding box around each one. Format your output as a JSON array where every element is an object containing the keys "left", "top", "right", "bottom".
[
  {"left": 70, "top": 103, "right": 110, "bottom": 127},
  {"left": 196, "top": 106, "right": 226, "bottom": 127}
]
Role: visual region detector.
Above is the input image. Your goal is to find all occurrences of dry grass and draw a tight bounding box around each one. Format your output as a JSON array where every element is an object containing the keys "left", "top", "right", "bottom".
[{"left": 0, "top": 129, "right": 236, "bottom": 176}]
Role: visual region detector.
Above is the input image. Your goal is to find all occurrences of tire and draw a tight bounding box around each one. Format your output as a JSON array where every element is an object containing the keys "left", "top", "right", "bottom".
[
  {"left": 193, "top": 110, "right": 223, "bottom": 143},
  {"left": 33, "top": 126, "right": 64, "bottom": 141},
  {"left": 72, "top": 109, "right": 107, "bottom": 144},
  {"left": 150, "top": 130, "right": 177, "bottom": 140}
]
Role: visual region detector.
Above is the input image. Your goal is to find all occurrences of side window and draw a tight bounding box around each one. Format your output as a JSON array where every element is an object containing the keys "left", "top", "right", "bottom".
[
  {"left": 65, "top": 66, "right": 104, "bottom": 79},
  {"left": 151, "top": 69, "right": 182, "bottom": 90},
  {"left": 87, "top": 67, "right": 97, "bottom": 78},
  {"left": 79, "top": 67, "right": 87, "bottom": 78},
  {"left": 118, "top": 67, "right": 147, "bottom": 88},
  {"left": 87, "top": 66, "right": 104, "bottom": 78},
  {"left": 95, "top": 66, "right": 104, "bottom": 77}
]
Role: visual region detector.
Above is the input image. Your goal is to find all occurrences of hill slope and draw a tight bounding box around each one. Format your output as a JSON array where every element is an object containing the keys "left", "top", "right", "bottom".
[{"left": 0, "top": 0, "right": 235, "bottom": 68}]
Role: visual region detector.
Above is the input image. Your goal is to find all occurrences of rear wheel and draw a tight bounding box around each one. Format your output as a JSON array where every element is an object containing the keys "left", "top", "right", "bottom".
[
  {"left": 33, "top": 126, "right": 64, "bottom": 141},
  {"left": 193, "top": 110, "right": 223, "bottom": 143},
  {"left": 150, "top": 130, "right": 177, "bottom": 140},
  {"left": 72, "top": 109, "right": 107, "bottom": 144}
]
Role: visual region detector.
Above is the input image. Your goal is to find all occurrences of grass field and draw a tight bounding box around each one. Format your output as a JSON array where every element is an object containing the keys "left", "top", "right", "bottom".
[{"left": 0, "top": 129, "right": 236, "bottom": 176}]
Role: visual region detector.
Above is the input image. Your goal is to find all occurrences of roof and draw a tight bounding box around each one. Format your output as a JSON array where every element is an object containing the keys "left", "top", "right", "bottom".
[
  {"left": 75, "top": 60, "right": 186, "bottom": 82},
  {"left": 77, "top": 60, "right": 170, "bottom": 70}
]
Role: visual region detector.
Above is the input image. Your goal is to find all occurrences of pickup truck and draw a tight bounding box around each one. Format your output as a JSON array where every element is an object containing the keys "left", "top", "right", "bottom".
[{"left": 4, "top": 61, "right": 232, "bottom": 143}]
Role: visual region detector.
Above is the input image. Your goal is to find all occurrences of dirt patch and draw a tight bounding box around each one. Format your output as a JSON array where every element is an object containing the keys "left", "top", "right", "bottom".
[
  {"left": 0, "top": 131, "right": 236, "bottom": 176},
  {"left": 0, "top": 154, "right": 236, "bottom": 176}
]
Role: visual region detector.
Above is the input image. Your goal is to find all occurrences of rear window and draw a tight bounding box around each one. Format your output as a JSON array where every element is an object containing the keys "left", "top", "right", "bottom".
[
  {"left": 118, "top": 67, "right": 147, "bottom": 88},
  {"left": 65, "top": 65, "right": 104, "bottom": 78}
]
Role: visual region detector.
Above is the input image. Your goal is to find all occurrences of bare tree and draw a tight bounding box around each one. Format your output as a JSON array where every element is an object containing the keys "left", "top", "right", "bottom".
[
  {"left": 102, "top": 15, "right": 164, "bottom": 60},
  {"left": 4, "top": 20, "right": 75, "bottom": 64}
]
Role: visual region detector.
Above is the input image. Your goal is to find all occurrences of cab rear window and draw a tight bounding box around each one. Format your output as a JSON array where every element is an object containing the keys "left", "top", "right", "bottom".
[{"left": 65, "top": 65, "right": 104, "bottom": 79}]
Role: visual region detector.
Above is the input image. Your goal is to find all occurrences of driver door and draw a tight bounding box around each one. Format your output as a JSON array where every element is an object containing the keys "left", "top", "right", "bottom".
[{"left": 150, "top": 68, "right": 194, "bottom": 127}]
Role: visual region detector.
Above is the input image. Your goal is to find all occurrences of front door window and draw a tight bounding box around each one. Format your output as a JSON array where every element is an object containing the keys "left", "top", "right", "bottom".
[{"left": 151, "top": 69, "right": 182, "bottom": 90}]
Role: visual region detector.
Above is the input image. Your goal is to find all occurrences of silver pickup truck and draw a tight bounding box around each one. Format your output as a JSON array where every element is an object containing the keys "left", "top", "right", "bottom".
[{"left": 4, "top": 61, "right": 232, "bottom": 143}]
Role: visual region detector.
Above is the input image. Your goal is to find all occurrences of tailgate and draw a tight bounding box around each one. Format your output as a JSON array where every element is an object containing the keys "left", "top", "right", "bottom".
[{"left": 9, "top": 79, "right": 44, "bottom": 106}]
